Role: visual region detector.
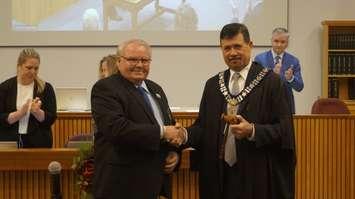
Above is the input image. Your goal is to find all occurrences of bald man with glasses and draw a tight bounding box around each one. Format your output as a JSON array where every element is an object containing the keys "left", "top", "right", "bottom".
[{"left": 91, "top": 39, "right": 185, "bottom": 199}]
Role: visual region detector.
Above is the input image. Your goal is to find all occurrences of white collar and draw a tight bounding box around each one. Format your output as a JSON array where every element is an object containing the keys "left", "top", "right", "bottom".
[
  {"left": 137, "top": 81, "right": 149, "bottom": 93},
  {"left": 229, "top": 58, "right": 252, "bottom": 81},
  {"left": 271, "top": 50, "right": 284, "bottom": 60}
]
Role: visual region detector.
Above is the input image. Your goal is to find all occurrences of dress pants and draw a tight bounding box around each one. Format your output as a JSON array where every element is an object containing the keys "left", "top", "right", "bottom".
[{"left": 223, "top": 162, "right": 240, "bottom": 199}]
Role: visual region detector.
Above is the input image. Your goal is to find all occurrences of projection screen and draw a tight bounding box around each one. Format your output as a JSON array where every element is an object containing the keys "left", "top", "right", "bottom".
[{"left": 0, "top": 0, "right": 288, "bottom": 46}]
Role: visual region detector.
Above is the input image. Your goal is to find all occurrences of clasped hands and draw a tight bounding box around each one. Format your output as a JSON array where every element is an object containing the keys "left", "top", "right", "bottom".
[
  {"left": 22, "top": 97, "right": 44, "bottom": 122},
  {"left": 19, "top": 97, "right": 42, "bottom": 116},
  {"left": 7, "top": 97, "right": 44, "bottom": 125},
  {"left": 274, "top": 63, "right": 293, "bottom": 81},
  {"left": 163, "top": 123, "right": 186, "bottom": 147},
  {"left": 30, "top": 97, "right": 42, "bottom": 114},
  {"left": 222, "top": 114, "right": 253, "bottom": 139}
]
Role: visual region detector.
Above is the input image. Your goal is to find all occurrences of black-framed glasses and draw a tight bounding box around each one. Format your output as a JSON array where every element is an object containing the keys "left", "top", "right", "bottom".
[{"left": 121, "top": 56, "right": 152, "bottom": 65}]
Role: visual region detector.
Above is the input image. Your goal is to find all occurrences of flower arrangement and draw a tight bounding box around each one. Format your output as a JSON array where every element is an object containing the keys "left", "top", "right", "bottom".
[{"left": 72, "top": 143, "right": 94, "bottom": 199}]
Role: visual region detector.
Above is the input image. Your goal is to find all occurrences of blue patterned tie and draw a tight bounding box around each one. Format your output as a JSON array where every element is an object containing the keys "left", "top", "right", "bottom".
[
  {"left": 137, "top": 86, "right": 153, "bottom": 112},
  {"left": 275, "top": 55, "right": 281, "bottom": 65}
]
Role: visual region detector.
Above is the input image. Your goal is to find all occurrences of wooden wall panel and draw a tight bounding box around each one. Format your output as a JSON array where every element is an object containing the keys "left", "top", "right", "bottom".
[
  {"left": 52, "top": 112, "right": 93, "bottom": 148},
  {"left": 52, "top": 112, "right": 199, "bottom": 148},
  {"left": 2, "top": 113, "right": 353, "bottom": 199},
  {"left": 0, "top": 171, "right": 77, "bottom": 199},
  {"left": 293, "top": 115, "right": 355, "bottom": 199}
]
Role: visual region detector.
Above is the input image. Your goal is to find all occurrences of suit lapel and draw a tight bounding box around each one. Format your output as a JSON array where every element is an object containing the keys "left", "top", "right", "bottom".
[
  {"left": 282, "top": 52, "right": 290, "bottom": 69},
  {"left": 146, "top": 82, "right": 171, "bottom": 125},
  {"left": 119, "top": 76, "right": 157, "bottom": 124},
  {"left": 267, "top": 50, "right": 275, "bottom": 68}
]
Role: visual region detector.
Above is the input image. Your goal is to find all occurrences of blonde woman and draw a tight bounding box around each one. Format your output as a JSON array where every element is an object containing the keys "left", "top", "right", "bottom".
[
  {"left": 0, "top": 48, "right": 57, "bottom": 148},
  {"left": 98, "top": 54, "right": 118, "bottom": 79}
]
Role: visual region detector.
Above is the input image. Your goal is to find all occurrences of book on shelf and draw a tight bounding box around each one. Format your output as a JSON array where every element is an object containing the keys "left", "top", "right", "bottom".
[
  {"left": 329, "top": 32, "right": 355, "bottom": 49},
  {"left": 345, "top": 53, "right": 355, "bottom": 74},
  {"left": 328, "top": 53, "right": 355, "bottom": 75},
  {"left": 328, "top": 78, "right": 339, "bottom": 98}
]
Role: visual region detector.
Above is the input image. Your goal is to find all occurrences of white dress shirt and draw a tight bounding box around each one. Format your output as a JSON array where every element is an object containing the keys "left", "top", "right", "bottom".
[{"left": 16, "top": 82, "right": 34, "bottom": 134}]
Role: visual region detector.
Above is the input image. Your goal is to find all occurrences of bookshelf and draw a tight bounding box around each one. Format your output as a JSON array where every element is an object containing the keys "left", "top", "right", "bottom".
[{"left": 322, "top": 20, "right": 355, "bottom": 114}]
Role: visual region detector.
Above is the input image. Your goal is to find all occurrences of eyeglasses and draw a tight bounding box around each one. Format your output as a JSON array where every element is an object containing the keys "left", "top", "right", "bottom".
[{"left": 121, "top": 56, "right": 151, "bottom": 65}]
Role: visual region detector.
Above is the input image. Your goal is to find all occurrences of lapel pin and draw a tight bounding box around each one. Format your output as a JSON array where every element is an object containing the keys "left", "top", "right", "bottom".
[{"left": 155, "top": 93, "right": 161, "bottom": 99}]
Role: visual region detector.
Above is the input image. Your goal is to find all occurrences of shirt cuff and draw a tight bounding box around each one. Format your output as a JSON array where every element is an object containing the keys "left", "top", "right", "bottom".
[
  {"left": 182, "top": 127, "right": 188, "bottom": 144},
  {"left": 247, "top": 123, "right": 255, "bottom": 141},
  {"left": 161, "top": 125, "right": 188, "bottom": 144},
  {"left": 287, "top": 75, "right": 295, "bottom": 83}
]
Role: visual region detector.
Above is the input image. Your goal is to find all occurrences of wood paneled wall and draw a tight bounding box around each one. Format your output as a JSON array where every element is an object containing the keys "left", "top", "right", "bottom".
[
  {"left": 0, "top": 170, "right": 76, "bottom": 199},
  {"left": 51, "top": 112, "right": 198, "bottom": 148},
  {"left": 52, "top": 112, "right": 93, "bottom": 148},
  {"left": 1, "top": 113, "right": 353, "bottom": 199},
  {"left": 294, "top": 115, "right": 355, "bottom": 199}
]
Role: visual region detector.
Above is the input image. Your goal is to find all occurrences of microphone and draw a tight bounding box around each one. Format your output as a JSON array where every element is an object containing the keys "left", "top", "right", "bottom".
[{"left": 48, "top": 161, "right": 62, "bottom": 199}]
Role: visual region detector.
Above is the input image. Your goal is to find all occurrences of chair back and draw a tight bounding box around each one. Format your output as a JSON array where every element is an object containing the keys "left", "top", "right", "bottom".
[
  {"left": 311, "top": 98, "right": 350, "bottom": 114},
  {"left": 65, "top": 133, "right": 93, "bottom": 148}
]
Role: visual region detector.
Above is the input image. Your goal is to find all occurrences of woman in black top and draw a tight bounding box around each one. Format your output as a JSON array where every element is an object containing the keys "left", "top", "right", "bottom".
[{"left": 0, "top": 48, "right": 57, "bottom": 148}]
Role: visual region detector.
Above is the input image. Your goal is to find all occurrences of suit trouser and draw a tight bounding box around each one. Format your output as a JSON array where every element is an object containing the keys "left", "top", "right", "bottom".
[{"left": 223, "top": 162, "right": 240, "bottom": 199}]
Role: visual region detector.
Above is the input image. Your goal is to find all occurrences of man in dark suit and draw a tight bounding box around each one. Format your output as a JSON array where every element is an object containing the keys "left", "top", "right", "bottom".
[
  {"left": 254, "top": 27, "right": 304, "bottom": 114},
  {"left": 91, "top": 39, "right": 184, "bottom": 199},
  {"left": 186, "top": 23, "right": 296, "bottom": 199}
]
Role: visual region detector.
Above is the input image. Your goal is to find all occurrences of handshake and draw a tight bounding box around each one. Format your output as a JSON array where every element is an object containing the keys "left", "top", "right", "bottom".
[{"left": 163, "top": 123, "right": 187, "bottom": 147}]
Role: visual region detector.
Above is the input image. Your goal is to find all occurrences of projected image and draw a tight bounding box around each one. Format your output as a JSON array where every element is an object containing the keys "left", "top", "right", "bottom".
[{"left": 12, "top": 0, "right": 263, "bottom": 31}]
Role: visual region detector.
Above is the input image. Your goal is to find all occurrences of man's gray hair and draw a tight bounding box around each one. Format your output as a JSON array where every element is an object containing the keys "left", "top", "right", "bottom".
[
  {"left": 117, "top": 39, "right": 152, "bottom": 57},
  {"left": 272, "top": 27, "right": 289, "bottom": 37}
]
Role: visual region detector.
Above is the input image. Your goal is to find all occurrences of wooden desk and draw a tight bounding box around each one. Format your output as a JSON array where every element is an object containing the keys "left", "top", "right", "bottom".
[
  {"left": 0, "top": 148, "right": 78, "bottom": 171},
  {"left": 0, "top": 149, "right": 79, "bottom": 199}
]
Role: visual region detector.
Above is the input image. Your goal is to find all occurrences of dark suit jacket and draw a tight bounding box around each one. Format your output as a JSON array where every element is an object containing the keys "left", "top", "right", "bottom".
[
  {"left": 0, "top": 76, "right": 57, "bottom": 147},
  {"left": 91, "top": 74, "right": 176, "bottom": 199},
  {"left": 254, "top": 50, "right": 304, "bottom": 113},
  {"left": 188, "top": 62, "right": 296, "bottom": 199}
]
